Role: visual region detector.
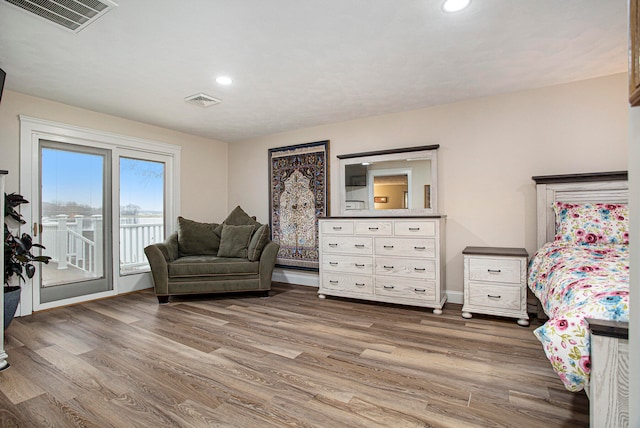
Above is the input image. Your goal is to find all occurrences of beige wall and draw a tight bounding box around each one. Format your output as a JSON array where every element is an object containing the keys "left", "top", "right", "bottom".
[
  {"left": 228, "top": 73, "right": 628, "bottom": 298},
  {"left": 0, "top": 90, "right": 229, "bottom": 222}
]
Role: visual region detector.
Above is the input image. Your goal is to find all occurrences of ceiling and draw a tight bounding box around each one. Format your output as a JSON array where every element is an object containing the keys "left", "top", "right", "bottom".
[{"left": 0, "top": 0, "right": 628, "bottom": 143}]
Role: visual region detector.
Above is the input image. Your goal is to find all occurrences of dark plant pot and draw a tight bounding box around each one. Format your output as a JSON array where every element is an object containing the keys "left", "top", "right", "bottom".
[{"left": 4, "top": 285, "right": 21, "bottom": 330}]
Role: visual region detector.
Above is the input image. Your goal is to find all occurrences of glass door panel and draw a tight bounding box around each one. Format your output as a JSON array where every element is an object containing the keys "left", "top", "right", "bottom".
[
  {"left": 39, "top": 142, "right": 112, "bottom": 303},
  {"left": 119, "top": 157, "right": 165, "bottom": 275}
]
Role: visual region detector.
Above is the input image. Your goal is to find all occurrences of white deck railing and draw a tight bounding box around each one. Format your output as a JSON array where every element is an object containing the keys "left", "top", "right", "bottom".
[{"left": 42, "top": 215, "right": 163, "bottom": 274}]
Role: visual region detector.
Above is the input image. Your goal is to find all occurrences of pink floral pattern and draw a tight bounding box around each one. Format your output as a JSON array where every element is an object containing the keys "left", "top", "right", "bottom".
[
  {"left": 528, "top": 242, "right": 629, "bottom": 391},
  {"left": 553, "top": 202, "right": 629, "bottom": 245}
]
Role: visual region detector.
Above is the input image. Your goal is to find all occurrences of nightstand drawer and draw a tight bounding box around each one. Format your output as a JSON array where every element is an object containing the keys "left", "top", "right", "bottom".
[
  {"left": 320, "top": 221, "right": 354, "bottom": 235},
  {"left": 468, "top": 257, "right": 522, "bottom": 284},
  {"left": 467, "top": 283, "right": 521, "bottom": 310}
]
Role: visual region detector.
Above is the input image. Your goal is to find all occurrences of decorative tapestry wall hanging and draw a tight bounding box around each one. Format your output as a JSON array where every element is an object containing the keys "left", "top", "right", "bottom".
[{"left": 268, "top": 140, "right": 329, "bottom": 270}]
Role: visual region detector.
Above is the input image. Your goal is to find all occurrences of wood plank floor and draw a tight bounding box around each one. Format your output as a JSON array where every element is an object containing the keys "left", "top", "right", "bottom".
[{"left": 0, "top": 283, "right": 588, "bottom": 427}]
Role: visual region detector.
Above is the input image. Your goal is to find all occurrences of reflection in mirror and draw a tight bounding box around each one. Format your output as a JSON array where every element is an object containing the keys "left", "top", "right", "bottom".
[
  {"left": 373, "top": 173, "right": 408, "bottom": 210},
  {"left": 339, "top": 146, "right": 438, "bottom": 216}
]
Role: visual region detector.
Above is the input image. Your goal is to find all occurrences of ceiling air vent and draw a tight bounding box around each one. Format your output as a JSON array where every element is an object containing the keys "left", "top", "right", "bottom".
[
  {"left": 4, "top": 0, "right": 117, "bottom": 33},
  {"left": 184, "top": 93, "right": 222, "bottom": 107}
]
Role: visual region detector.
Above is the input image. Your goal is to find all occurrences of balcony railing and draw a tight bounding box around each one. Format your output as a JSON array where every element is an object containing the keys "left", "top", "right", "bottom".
[{"left": 41, "top": 215, "right": 163, "bottom": 275}]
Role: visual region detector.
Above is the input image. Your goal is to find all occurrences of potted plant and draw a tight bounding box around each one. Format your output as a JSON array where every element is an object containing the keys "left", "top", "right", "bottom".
[{"left": 4, "top": 193, "right": 51, "bottom": 329}]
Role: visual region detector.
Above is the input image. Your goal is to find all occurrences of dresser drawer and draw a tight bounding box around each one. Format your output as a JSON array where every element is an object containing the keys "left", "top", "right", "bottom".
[
  {"left": 394, "top": 220, "right": 436, "bottom": 237},
  {"left": 322, "top": 255, "right": 373, "bottom": 274},
  {"left": 467, "top": 282, "right": 521, "bottom": 311},
  {"left": 375, "top": 277, "right": 436, "bottom": 301},
  {"left": 354, "top": 221, "right": 393, "bottom": 236},
  {"left": 468, "top": 257, "right": 522, "bottom": 284},
  {"left": 375, "top": 257, "right": 436, "bottom": 280},
  {"left": 320, "top": 221, "right": 354, "bottom": 235},
  {"left": 322, "top": 236, "right": 373, "bottom": 255},
  {"left": 322, "top": 273, "right": 373, "bottom": 296},
  {"left": 375, "top": 238, "right": 435, "bottom": 258}
]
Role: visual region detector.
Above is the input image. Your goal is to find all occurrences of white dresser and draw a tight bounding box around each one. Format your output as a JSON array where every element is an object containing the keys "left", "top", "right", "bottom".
[{"left": 318, "top": 216, "right": 446, "bottom": 313}]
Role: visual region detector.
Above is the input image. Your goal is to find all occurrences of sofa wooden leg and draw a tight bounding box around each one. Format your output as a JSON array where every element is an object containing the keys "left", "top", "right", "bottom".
[{"left": 157, "top": 295, "right": 169, "bottom": 304}]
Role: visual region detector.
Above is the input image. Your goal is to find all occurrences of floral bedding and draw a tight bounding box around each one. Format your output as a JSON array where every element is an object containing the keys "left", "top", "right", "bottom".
[{"left": 528, "top": 242, "right": 629, "bottom": 392}]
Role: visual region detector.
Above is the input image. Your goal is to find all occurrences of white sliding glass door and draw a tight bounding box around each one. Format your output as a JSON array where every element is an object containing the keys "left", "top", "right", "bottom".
[
  {"left": 19, "top": 116, "right": 180, "bottom": 314},
  {"left": 39, "top": 142, "right": 113, "bottom": 304}
]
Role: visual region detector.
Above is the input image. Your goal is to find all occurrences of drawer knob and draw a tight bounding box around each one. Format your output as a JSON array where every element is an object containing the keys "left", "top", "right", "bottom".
[
  {"left": 329, "top": 262, "right": 338, "bottom": 265},
  {"left": 355, "top": 263, "right": 365, "bottom": 267},
  {"left": 414, "top": 268, "right": 426, "bottom": 271},
  {"left": 329, "top": 280, "right": 339, "bottom": 284},
  {"left": 409, "top": 227, "right": 420, "bottom": 231},
  {"left": 414, "top": 288, "right": 426, "bottom": 293},
  {"left": 414, "top": 246, "right": 426, "bottom": 250},
  {"left": 383, "top": 285, "right": 395, "bottom": 289},
  {"left": 487, "top": 269, "right": 501, "bottom": 273},
  {"left": 328, "top": 243, "right": 338, "bottom": 247},
  {"left": 383, "top": 265, "right": 394, "bottom": 269},
  {"left": 354, "top": 244, "right": 365, "bottom": 248},
  {"left": 383, "top": 245, "right": 394, "bottom": 249},
  {"left": 487, "top": 294, "right": 501, "bottom": 299},
  {"left": 369, "top": 227, "right": 379, "bottom": 231},
  {"left": 355, "top": 283, "right": 365, "bottom": 287},
  {"left": 333, "top": 226, "right": 342, "bottom": 230}
]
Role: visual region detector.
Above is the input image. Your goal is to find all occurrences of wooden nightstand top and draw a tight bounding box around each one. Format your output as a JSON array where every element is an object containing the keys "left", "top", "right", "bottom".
[{"left": 462, "top": 246, "right": 528, "bottom": 258}]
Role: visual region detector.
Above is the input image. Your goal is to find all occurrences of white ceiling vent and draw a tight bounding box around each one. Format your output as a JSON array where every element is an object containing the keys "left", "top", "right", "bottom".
[
  {"left": 4, "top": 0, "right": 117, "bottom": 33},
  {"left": 184, "top": 93, "right": 222, "bottom": 107}
]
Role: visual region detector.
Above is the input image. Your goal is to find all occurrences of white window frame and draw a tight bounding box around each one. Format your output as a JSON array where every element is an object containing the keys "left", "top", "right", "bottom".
[{"left": 19, "top": 115, "right": 180, "bottom": 314}]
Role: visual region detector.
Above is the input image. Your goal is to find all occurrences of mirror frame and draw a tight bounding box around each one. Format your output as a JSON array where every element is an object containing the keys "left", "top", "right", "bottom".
[{"left": 338, "top": 145, "right": 439, "bottom": 216}]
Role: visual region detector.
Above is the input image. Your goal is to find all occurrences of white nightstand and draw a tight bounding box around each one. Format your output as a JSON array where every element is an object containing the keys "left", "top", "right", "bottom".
[{"left": 461, "top": 246, "right": 529, "bottom": 326}]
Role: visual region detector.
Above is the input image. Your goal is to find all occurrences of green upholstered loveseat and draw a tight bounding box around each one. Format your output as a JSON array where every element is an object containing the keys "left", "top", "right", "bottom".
[{"left": 144, "top": 207, "right": 279, "bottom": 304}]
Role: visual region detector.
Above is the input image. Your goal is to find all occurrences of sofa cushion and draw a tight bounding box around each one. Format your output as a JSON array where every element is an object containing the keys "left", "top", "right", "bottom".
[
  {"left": 248, "top": 224, "right": 270, "bottom": 261},
  {"left": 169, "top": 256, "right": 259, "bottom": 277},
  {"left": 177, "top": 217, "right": 220, "bottom": 256},
  {"left": 217, "top": 224, "right": 255, "bottom": 258}
]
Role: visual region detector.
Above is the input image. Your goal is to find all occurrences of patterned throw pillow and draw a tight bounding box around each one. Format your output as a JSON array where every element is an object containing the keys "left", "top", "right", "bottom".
[{"left": 553, "top": 202, "right": 629, "bottom": 245}]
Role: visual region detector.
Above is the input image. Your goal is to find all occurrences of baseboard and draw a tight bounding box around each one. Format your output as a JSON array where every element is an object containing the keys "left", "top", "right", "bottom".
[
  {"left": 272, "top": 268, "right": 319, "bottom": 287},
  {"left": 446, "top": 290, "right": 463, "bottom": 305}
]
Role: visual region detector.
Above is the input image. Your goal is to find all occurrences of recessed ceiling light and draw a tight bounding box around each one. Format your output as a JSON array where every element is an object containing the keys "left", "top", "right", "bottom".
[
  {"left": 216, "top": 76, "right": 233, "bottom": 85},
  {"left": 442, "top": 0, "right": 470, "bottom": 13}
]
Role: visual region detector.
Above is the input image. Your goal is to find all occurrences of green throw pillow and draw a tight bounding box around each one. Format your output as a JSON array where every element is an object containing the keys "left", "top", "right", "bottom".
[
  {"left": 214, "top": 206, "right": 259, "bottom": 237},
  {"left": 177, "top": 217, "right": 220, "bottom": 256},
  {"left": 247, "top": 224, "right": 270, "bottom": 261},
  {"left": 217, "top": 224, "right": 256, "bottom": 258}
]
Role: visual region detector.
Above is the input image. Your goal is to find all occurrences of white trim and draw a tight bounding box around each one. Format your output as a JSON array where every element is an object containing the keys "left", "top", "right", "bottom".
[
  {"left": 446, "top": 290, "right": 463, "bottom": 305},
  {"left": 19, "top": 116, "right": 181, "bottom": 315},
  {"left": 35, "top": 290, "right": 117, "bottom": 312},
  {"left": 272, "top": 268, "right": 319, "bottom": 287}
]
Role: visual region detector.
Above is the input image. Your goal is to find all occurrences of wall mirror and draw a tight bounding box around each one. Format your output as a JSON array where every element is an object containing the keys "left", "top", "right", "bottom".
[{"left": 338, "top": 145, "right": 438, "bottom": 216}]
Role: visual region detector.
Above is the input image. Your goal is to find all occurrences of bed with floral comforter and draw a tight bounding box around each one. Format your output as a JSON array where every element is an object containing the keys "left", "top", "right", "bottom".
[{"left": 528, "top": 202, "right": 630, "bottom": 392}]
